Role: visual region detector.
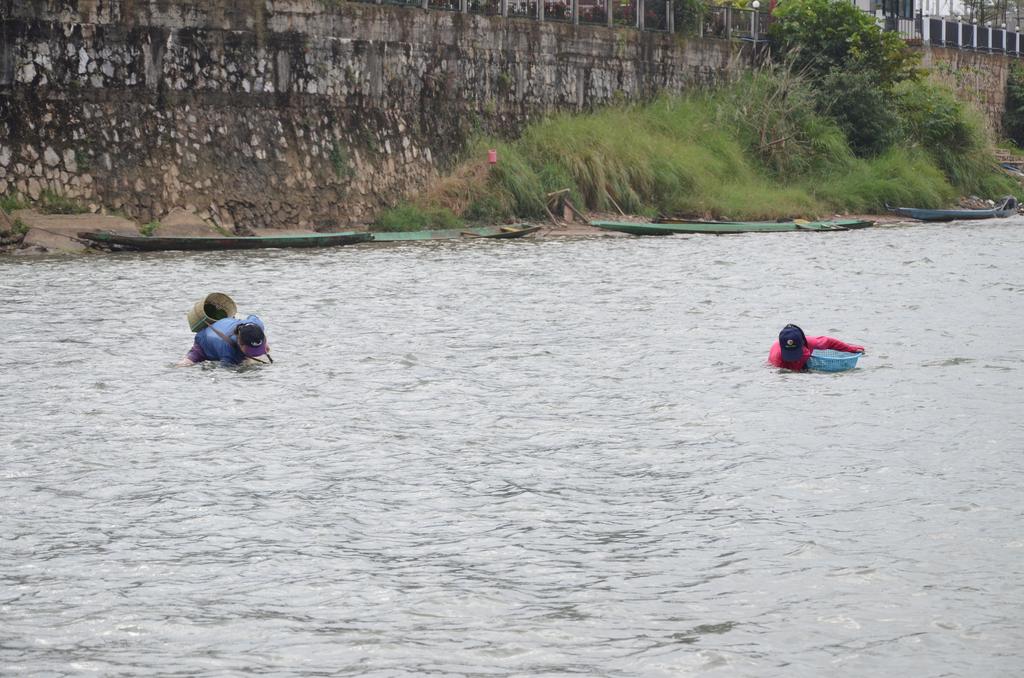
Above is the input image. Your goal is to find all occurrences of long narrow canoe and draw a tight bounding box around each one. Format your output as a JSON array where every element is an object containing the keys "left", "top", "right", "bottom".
[
  {"left": 371, "top": 224, "right": 538, "bottom": 241},
  {"left": 460, "top": 225, "right": 541, "bottom": 239},
  {"left": 886, "top": 196, "right": 1018, "bottom": 222},
  {"left": 590, "top": 219, "right": 874, "bottom": 236},
  {"left": 78, "top": 230, "right": 372, "bottom": 251}
]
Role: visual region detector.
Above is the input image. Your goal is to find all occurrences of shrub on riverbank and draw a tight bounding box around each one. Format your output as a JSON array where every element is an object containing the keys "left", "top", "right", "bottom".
[
  {"left": 405, "top": 67, "right": 1013, "bottom": 222},
  {"left": 895, "top": 80, "right": 1012, "bottom": 198},
  {"left": 367, "top": 0, "right": 1013, "bottom": 227},
  {"left": 1005, "top": 63, "right": 1024, "bottom": 147},
  {"left": 419, "top": 81, "right": 832, "bottom": 222}
]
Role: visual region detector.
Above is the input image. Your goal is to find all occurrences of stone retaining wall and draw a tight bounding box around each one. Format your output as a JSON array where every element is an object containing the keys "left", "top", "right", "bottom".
[
  {"left": 921, "top": 46, "right": 1010, "bottom": 136},
  {"left": 0, "top": 0, "right": 740, "bottom": 229}
]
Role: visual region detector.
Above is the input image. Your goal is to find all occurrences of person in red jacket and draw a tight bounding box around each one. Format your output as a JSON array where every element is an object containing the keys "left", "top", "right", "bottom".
[{"left": 768, "top": 324, "right": 865, "bottom": 371}]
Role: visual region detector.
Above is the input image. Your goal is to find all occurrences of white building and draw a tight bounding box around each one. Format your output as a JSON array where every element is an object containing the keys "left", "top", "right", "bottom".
[{"left": 849, "top": 0, "right": 968, "bottom": 19}]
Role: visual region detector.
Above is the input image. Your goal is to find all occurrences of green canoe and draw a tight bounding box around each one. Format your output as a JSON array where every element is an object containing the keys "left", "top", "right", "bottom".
[
  {"left": 370, "top": 224, "right": 539, "bottom": 242},
  {"left": 460, "top": 224, "right": 541, "bottom": 239},
  {"left": 78, "top": 230, "right": 372, "bottom": 251},
  {"left": 590, "top": 219, "right": 875, "bottom": 236},
  {"left": 81, "top": 224, "right": 542, "bottom": 250}
]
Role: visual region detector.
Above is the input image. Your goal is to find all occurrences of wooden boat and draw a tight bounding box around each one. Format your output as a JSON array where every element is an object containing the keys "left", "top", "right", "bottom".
[
  {"left": 460, "top": 224, "right": 541, "bottom": 239},
  {"left": 886, "top": 196, "right": 1018, "bottom": 222},
  {"left": 590, "top": 219, "right": 874, "bottom": 236},
  {"left": 370, "top": 224, "right": 538, "bottom": 242},
  {"left": 78, "top": 230, "right": 373, "bottom": 251}
]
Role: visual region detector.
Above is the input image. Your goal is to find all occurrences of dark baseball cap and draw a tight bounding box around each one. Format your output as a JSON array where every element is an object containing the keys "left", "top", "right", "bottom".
[
  {"left": 779, "top": 324, "right": 806, "bottom": 361},
  {"left": 238, "top": 323, "right": 269, "bottom": 358}
]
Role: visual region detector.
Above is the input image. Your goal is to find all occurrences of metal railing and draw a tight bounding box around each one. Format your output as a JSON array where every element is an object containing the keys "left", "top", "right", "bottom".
[
  {"left": 362, "top": 0, "right": 1024, "bottom": 57},
  {"left": 369, "top": 0, "right": 688, "bottom": 33},
  {"left": 860, "top": 9, "right": 920, "bottom": 39},
  {"left": 885, "top": 14, "right": 920, "bottom": 37},
  {"left": 701, "top": 5, "right": 768, "bottom": 41},
  {"left": 923, "top": 16, "right": 1024, "bottom": 54},
  {"left": 467, "top": 0, "right": 502, "bottom": 15}
]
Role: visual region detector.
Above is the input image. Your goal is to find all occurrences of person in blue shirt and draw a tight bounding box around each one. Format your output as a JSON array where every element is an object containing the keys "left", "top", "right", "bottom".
[{"left": 178, "top": 315, "right": 272, "bottom": 366}]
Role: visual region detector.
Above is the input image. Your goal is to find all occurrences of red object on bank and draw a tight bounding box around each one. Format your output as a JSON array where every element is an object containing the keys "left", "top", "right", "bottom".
[{"left": 487, "top": 149, "right": 497, "bottom": 164}]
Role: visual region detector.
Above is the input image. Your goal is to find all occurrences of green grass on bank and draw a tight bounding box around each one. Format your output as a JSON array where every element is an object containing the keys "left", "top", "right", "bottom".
[
  {"left": 810, "top": 148, "right": 957, "bottom": 213},
  {"left": 380, "top": 70, "right": 1019, "bottom": 228},
  {"left": 2, "top": 190, "right": 89, "bottom": 216},
  {"left": 38, "top": 189, "right": 89, "bottom": 215},
  {"left": 1, "top": 193, "right": 28, "bottom": 214},
  {"left": 369, "top": 204, "right": 462, "bottom": 232}
]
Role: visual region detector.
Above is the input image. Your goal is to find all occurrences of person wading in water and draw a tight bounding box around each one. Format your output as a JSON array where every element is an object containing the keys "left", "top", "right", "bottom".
[
  {"left": 178, "top": 316, "right": 272, "bottom": 366},
  {"left": 768, "top": 323, "right": 864, "bottom": 371}
]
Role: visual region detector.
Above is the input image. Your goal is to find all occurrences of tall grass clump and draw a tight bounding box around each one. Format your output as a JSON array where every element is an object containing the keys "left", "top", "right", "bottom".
[
  {"left": 808, "top": 148, "right": 956, "bottom": 212},
  {"left": 485, "top": 141, "right": 548, "bottom": 218},
  {"left": 1, "top": 193, "right": 28, "bottom": 214},
  {"left": 457, "top": 69, "right": 876, "bottom": 220},
  {"left": 710, "top": 68, "right": 855, "bottom": 177},
  {"left": 896, "top": 80, "right": 1019, "bottom": 198},
  {"left": 38, "top": 189, "right": 88, "bottom": 215},
  {"left": 515, "top": 109, "right": 660, "bottom": 214},
  {"left": 414, "top": 149, "right": 516, "bottom": 223},
  {"left": 475, "top": 85, "right": 839, "bottom": 220},
  {"left": 370, "top": 204, "right": 462, "bottom": 232}
]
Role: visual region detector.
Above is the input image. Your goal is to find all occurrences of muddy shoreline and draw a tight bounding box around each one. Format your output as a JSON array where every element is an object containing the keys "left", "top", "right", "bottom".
[{"left": 1, "top": 208, "right": 909, "bottom": 256}]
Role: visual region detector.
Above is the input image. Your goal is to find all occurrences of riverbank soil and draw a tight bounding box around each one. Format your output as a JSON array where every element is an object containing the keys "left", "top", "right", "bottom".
[
  {"left": 9, "top": 208, "right": 225, "bottom": 254},
  {"left": 0, "top": 209, "right": 25, "bottom": 250},
  {"left": 4, "top": 208, "right": 905, "bottom": 254}
]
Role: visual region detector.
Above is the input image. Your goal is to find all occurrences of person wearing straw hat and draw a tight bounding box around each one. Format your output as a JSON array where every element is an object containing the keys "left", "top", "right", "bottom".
[
  {"left": 178, "top": 314, "right": 272, "bottom": 366},
  {"left": 768, "top": 323, "right": 864, "bottom": 371}
]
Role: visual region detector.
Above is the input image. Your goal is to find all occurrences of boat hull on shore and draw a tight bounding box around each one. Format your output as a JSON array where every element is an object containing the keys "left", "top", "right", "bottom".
[
  {"left": 886, "top": 197, "right": 1018, "bottom": 222},
  {"left": 370, "top": 224, "right": 539, "bottom": 241},
  {"left": 79, "top": 224, "right": 542, "bottom": 251},
  {"left": 460, "top": 225, "right": 541, "bottom": 239},
  {"left": 590, "top": 219, "right": 874, "bottom": 236},
  {"left": 78, "top": 230, "right": 372, "bottom": 251}
]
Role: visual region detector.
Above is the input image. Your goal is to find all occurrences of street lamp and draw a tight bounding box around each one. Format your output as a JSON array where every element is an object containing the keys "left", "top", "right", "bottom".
[{"left": 752, "top": 0, "right": 760, "bottom": 43}]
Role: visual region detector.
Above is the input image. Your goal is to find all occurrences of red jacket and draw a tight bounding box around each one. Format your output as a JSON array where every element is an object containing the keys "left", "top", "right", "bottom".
[{"left": 768, "top": 336, "right": 864, "bottom": 371}]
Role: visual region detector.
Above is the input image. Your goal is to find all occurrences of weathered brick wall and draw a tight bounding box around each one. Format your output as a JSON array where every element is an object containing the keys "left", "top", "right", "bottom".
[{"left": 0, "top": 0, "right": 741, "bottom": 229}]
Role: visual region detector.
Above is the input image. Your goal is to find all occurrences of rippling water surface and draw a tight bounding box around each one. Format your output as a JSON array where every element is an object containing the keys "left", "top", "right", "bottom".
[{"left": 2, "top": 220, "right": 1023, "bottom": 676}]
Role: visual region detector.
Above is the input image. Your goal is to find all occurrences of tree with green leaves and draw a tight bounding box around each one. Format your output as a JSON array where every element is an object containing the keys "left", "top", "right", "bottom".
[
  {"left": 767, "top": 0, "right": 921, "bottom": 156},
  {"left": 768, "top": 0, "right": 920, "bottom": 87},
  {"left": 1004, "top": 63, "right": 1024, "bottom": 146}
]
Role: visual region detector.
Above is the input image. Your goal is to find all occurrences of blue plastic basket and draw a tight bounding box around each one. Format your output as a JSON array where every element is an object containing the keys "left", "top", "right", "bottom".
[{"left": 806, "top": 349, "right": 862, "bottom": 372}]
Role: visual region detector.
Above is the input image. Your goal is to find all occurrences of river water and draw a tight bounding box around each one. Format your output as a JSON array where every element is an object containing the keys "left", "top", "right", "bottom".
[{"left": 2, "top": 219, "right": 1023, "bottom": 677}]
